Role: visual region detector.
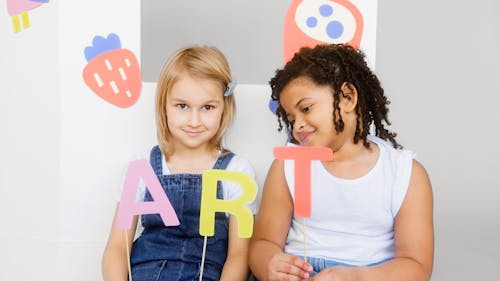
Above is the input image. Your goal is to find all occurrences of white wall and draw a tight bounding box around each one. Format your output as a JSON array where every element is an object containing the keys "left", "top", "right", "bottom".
[
  {"left": 0, "top": 2, "right": 59, "bottom": 280},
  {"left": 376, "top": 0, "right": 500, "bottom": 279},
  {"left": 1, "top": 1, "right": 141, "bottom": 280},
  {"left": 57, "top": 1, "right": 141, "bottom": 280}
]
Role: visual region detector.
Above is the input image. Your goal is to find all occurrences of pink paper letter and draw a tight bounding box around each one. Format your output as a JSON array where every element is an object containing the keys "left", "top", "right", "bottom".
[
  {"left": 116, "top": 160, "right": 179, "bottom": 229},
  {"left": 274, "top": 146, "right": 333, "bottom": 217}
]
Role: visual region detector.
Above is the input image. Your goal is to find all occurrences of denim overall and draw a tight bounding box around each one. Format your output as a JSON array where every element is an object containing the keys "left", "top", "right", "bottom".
[{"left": 130, "top": 146, "right": 233, "bottom": 281}]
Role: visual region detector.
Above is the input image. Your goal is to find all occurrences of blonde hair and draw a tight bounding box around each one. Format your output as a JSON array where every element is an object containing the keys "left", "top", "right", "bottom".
[{"left": 155, "top": 45, "right": 235, "bottom": 156}]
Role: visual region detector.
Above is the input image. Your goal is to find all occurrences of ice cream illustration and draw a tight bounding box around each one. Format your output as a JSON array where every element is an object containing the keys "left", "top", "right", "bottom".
[
  {"left": 6, "top": 0, "right": 49, "bottom": 33},
  {"left": 82, "top": 33, "right": 142, "bottom": 108},
  {"left": 283, "top": 0, "right": 364, "bottom": 62}
]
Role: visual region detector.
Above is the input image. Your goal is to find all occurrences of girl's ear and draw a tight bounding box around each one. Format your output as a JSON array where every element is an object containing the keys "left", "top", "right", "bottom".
[{"left": 340, "top": 82, "right": 358, "bottom": 113}]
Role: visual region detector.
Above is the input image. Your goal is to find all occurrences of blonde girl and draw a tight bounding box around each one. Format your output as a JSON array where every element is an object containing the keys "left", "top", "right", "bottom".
[{"left": 103, "top": 46, "right": 256, "bottom": 281}]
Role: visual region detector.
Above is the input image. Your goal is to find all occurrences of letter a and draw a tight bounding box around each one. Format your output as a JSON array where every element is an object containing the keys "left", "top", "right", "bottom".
[{"left": 116, "top": 159, "right": 179, "bottom": 229}]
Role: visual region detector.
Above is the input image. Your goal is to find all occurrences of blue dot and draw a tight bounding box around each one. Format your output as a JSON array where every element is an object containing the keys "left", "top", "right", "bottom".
[
  {"left": 319, "top": 4, "right": 333, "bottom": 17},
  {"left": 306, "top": 17, "right": 317, "bottom": 28},
  {"left": 269, "top": 100, "right": 279, "bottom": 114},
  {"left": 326, "top": 21, "right": 344, "bottom": 39}
]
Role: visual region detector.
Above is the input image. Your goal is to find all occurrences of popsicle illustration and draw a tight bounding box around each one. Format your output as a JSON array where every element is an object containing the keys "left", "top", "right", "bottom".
[{"left": 6, "top": 0, "right": 49, "bottom": 33}]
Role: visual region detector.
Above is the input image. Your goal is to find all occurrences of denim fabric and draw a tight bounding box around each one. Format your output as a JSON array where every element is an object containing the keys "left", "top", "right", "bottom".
[
  {"left": 303, "top": 256, "right": 392, "bottom": 276},
  {"left": 130, "top": 146, "right": 233, "bottom": 281}
]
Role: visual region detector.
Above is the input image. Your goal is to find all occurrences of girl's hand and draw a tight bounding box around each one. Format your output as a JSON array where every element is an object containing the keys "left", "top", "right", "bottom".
[
  {"left": 267, "top": 253, "right": 313, "bottom": 281},
  {"left": 307, "top": 266, "right": 355, "bottom": 281}
]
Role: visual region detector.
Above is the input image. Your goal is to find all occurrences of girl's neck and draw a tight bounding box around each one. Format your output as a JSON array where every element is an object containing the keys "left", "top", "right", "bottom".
[
  {"left": 331, "top": 140, "right": 370, "bottom": 163},
  {"left": 166, "top": 146, "right": 219, "bottom": 174},
  {"left": 323, "top": 139, "right": 379, "bottom": 179},
  {"left": 328, "top": 119, "right": 368, "bottom": 163}
]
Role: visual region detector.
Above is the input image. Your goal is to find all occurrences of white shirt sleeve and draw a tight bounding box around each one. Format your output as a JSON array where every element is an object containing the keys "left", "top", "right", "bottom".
[
  {"left": 222, "top": 154, "right": 259, "bottom": 214},
  {"left": 391, "top": 150, "right": 415, "bottom": 216}
]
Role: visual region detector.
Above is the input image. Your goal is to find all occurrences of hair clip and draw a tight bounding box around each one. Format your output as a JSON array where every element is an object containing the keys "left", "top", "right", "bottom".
[{"left": 224, "top": 81, "right": 237, "bottom": 96}]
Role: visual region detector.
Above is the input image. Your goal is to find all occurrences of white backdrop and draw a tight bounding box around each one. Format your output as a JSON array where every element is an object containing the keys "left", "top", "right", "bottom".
[
  {"left": 1, "top": 1, "right": 142, "bottom": 280},
  {"left": 1, "top": 1, "right": 499, "bottom": 281}
]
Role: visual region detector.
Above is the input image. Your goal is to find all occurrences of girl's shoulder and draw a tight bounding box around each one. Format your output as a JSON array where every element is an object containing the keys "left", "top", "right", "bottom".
[
  {"left": 223, "top": 153, "right": 257, "bottom": 184},
  {"left": 219, "top": 153, "right": 259, "bottom": 213},
  {"left": 368, "top": 136, "right": 417, "bottom": 216},
  {"left": 225, "top": 153, "right": 255, "bottom": 173},
  {"left": 368, "top": 135, "right": 415, "bottom": 164}
]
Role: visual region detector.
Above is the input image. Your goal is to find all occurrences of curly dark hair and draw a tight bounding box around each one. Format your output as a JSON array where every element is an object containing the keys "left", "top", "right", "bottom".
[{"left": 270, "top": 44, "right": 401, "bottom": 149}]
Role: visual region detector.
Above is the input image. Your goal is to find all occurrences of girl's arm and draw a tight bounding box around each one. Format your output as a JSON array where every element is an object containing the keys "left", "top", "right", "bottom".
[
  {"left": 249, "top": 160, "right": 313, "bottom": 281},
  {"left": 102, "top": 204, "right": 138, "bottom": 281},
  {"left": 309, "top": 160, "right": 434, "bottom": 281},
  {"left": 219, "top": 215, "right": 251, "bottom": 281}
]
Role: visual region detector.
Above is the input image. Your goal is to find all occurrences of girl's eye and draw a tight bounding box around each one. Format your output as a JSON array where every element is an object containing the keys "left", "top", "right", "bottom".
[
  {"left": 177, "top": 104, "right": 188, "bottom": 109},
  {"left": 302, "top": 105, "right": 311, "bottom": 113},
  {"left": 203, "top": 105, "right": 215, "bottom": 110}
]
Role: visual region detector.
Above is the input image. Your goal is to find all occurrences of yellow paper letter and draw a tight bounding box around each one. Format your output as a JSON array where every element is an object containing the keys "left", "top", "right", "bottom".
[{"left": 200, "top": 170, "right": 257, "bottom": 238}]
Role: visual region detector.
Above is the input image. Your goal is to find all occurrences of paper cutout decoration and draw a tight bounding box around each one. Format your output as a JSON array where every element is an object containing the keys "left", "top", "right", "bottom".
[
  {"left": 116, "top": 159, "right": 179, "bottom": 229},
  {"left": 283, "top": 0, "right": 364, "bottom": 62},
  {"left": 6, "top": 0, "right": 48, "bottom": 33},
  {"left": 269, "top": 100, "right": 279, "bottom": 114},
  {"left": 82, "top": 33, "right": 142, "bottom": 108},
  {"left": 199, "top": 170, "right": 257, "bottom": 238},
  {"left": 274, "top": 146, "right": 333, "bottom": 217}
]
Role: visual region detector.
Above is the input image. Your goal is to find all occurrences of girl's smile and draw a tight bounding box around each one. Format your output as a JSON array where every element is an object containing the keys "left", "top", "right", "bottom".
[
  {"left": 297, "top": 130, "right": 315, "bottom": 144},
  {"left": 184, "top": 130, "right": 204, "bottom": 137}
]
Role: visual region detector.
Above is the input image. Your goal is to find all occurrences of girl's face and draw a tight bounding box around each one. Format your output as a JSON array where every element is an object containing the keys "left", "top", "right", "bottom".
[
  {"left": 279, "top": 77, "right": 347, "bottom": 149},
  {"left": 166, "top": 74, "right": 224, "bottom": 153}
]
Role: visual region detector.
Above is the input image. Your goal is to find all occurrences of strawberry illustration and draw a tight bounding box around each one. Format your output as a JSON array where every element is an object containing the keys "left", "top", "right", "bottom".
[{"left": 83, "top": 33, "right": 142, "bottom": 108}]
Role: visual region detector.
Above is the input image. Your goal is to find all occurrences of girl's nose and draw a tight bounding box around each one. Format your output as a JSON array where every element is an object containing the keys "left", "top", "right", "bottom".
[
  {"left": 188, "top": 110, "right": 201, "bottom": 126},
  {"left": 294, "top": 118, "right": 306, "bottom": 132}
]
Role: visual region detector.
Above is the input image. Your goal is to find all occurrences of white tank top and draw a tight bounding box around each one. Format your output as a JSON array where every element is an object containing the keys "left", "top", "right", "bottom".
[{"left": 283, "top": 135, "right": 414, "bottom": 266}]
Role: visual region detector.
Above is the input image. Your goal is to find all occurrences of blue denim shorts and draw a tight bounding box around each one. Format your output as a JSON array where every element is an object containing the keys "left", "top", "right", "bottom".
[{"left": 302, "top": 256, "right": 391, "bottom": 276}]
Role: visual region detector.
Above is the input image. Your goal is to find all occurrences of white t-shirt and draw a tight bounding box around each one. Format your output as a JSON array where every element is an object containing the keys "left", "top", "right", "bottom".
[
  {"left": 117, "top": 149, "right": 258, "bottom": 238},
  {"left": 283, "top": 135, "right": 414, "bottom": 266}
]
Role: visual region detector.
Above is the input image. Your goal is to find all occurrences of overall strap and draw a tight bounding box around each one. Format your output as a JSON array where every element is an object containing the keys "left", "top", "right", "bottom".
[
  {"left": 150, "top": 146, "right": 234, "bottom": 175},
  {"left": 212, "top": 152, "right": 235, "bottom": 170},
  {"left": 149, "top": 145, "right": 163, "bottom": 176}
]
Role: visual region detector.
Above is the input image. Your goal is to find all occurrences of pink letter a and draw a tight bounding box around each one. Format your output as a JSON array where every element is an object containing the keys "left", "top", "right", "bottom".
[{"left": 116, "top": 160, "right": 180, "bottom": 229}]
